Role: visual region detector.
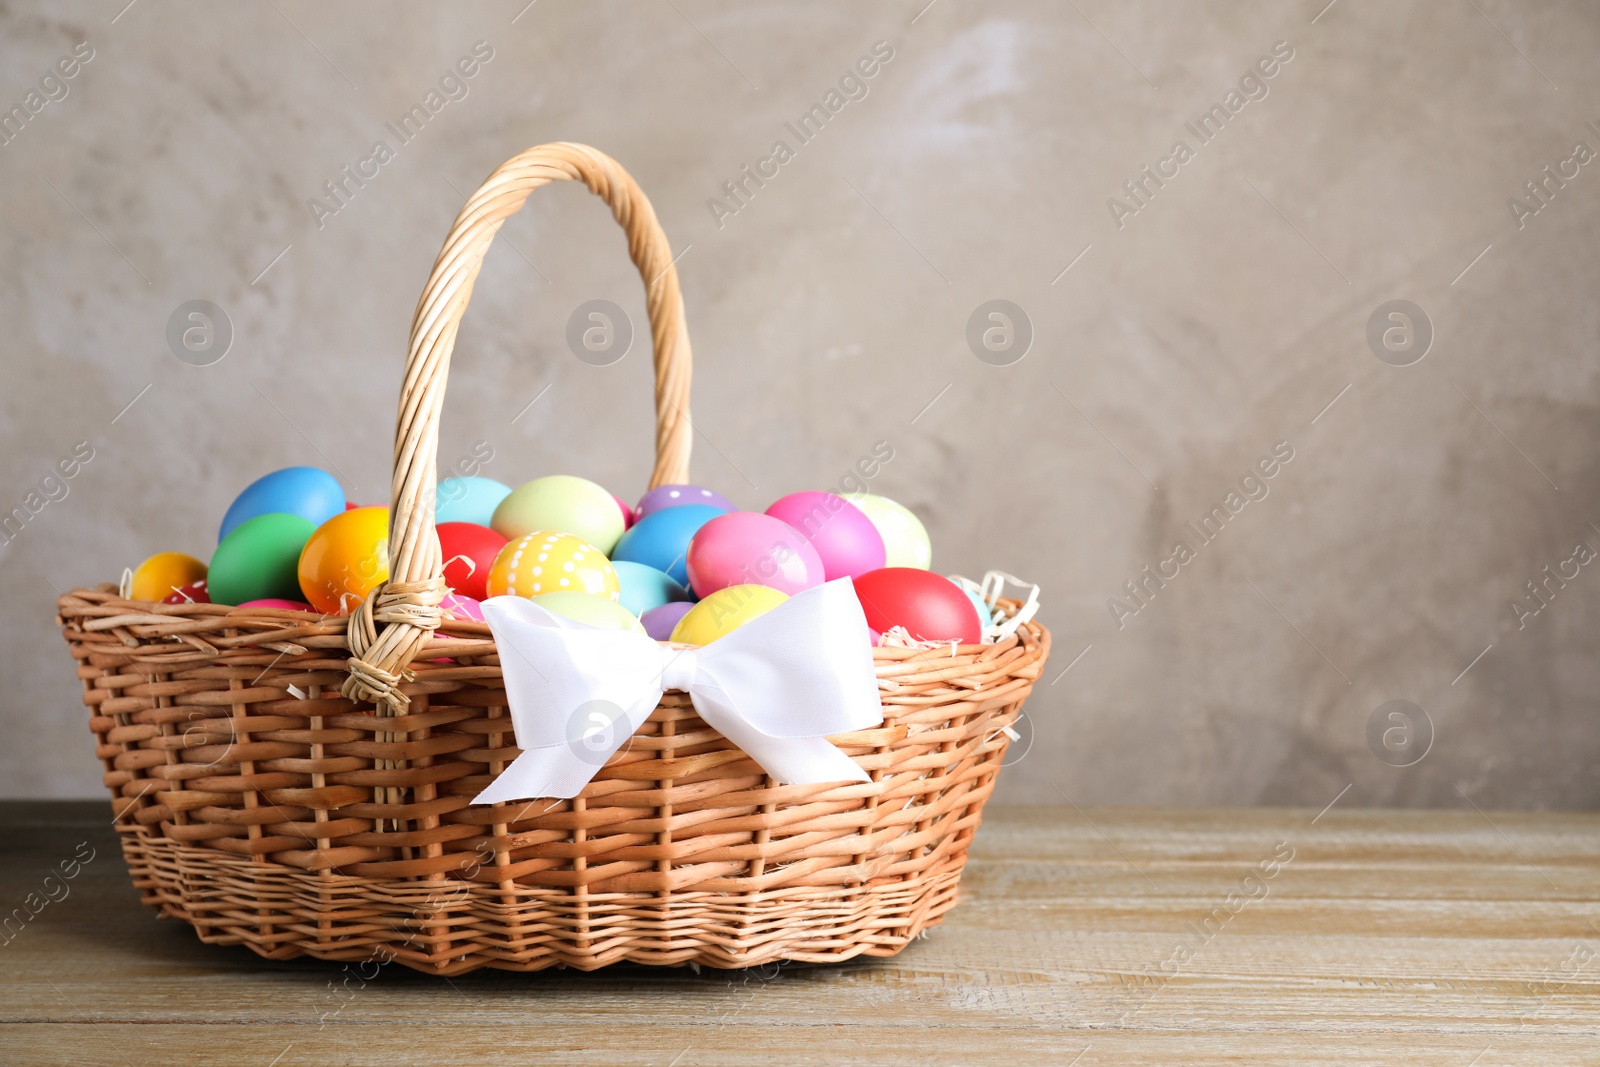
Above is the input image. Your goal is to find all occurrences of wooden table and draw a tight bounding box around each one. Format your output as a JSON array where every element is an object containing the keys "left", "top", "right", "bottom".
[{"left": 3, "top": 802, "right": 1596, "bottom": 1065}]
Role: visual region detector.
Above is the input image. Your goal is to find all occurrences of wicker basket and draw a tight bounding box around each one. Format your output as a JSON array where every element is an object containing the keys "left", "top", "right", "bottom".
[{"left": 55, "top": 142, "right": 1051, "bottom": 975}]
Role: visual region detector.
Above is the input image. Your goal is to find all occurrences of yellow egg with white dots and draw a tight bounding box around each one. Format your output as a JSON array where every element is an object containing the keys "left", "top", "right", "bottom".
[{"left": 485, "top": 531, "right": 620, "bottom": 602}]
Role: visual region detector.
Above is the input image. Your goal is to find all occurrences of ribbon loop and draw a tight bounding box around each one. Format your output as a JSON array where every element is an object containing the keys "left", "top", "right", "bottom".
[{"left": 473, "top": 579, "right": 882, "bottom": 803}]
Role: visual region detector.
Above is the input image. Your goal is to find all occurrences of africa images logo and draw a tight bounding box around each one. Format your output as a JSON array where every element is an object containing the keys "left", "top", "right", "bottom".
[{"left": 1105, "top": 40, "right": 1295, "bottom": 229}]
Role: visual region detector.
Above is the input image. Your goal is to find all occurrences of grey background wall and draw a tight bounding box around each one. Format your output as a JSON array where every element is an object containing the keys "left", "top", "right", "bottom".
[{"left": 3, "top": 0, "right": 1596, "bottom": 809}]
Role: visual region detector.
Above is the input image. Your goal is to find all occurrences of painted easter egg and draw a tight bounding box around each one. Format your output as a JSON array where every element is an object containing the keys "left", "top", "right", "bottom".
[
  {"left": 209, "top": 513, "right": 316, "bottom": 606},
  {"left": 613, "top": 494, "right": 636, "bottom": 531},
  {"left": 670, "top": 584, "right": 789, "bottom": 646},
  {"left": 612, "top": 560, "right": 692, "bottom": 618},
  {"left": 219, "top": 467, "right": 345, "bottom": 542},
  {"left": 952, "top": 579, "right": 994, "bottom": 632},
  {"left": 529, "top": 591, "right": 645, "bottom": 633},
  {"left": 436, "top": 521, "right": 508, "bottom": 601},
  {"left": 436, "top": 476, "right": 512, "bottom": 527},
  {"left": 129, "top": 552, "right": 208, "bottom": 603},
  {"left": 852, "top": 567, "right": 981, "bottom": 644},
  {"left": 441, "top": 592, "right": 484, "bottom": 622},
  {"left": 847, "top": 494, "right": 931, "bottom": 570},
  {"left": 685, "top": 511, "right": 825, "bottom": 599},
  {"left": 610, "top": 504, "right": 722, "bottom": 586},
  {"left": 641, "top": 600, "right": 695, "bottom": 641},
  {"left": 492, "top": 475, "right": 625, "bottom": 555},
  {"left": 765, "top": 491, "right": 886, "bottom": 582},
  {"left": 237, "top": 598, "right": 314, "bottom": 611},
  {"left": 635, "top": 484, "right": 734, "bottom": 521},
  {"left": 296, "top": 506, "right": 390, "bottom": 615},
  {"left": 486, "top": 532, "right": 620, "bottom": 601},
  {"left": 162, "top": 580, "right": 209, "bottom": 605}
]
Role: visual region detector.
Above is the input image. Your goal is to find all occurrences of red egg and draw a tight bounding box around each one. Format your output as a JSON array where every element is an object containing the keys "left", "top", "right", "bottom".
[
  {"left": 852, "top": 568, "right": 981, "bottom": 644},
  {"left": 162, "top": 580, "right": 210, "bottom": 605},
  {"left": 436, "top": 522, "right": 508, "bottom": 602}
]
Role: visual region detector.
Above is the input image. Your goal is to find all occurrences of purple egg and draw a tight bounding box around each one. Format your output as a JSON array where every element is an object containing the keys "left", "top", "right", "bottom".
[
  {"left": 635, "top": 484, "right": 734, "bottom": 521},
  {"left": 685, "top": 511, "right": 826, "bottom": 599},
  {"left": 642, "top": 601, "right": 695, "bottom": 641},
  {"left": 765, "top": 491, "right": 887, "bottom": 582}
]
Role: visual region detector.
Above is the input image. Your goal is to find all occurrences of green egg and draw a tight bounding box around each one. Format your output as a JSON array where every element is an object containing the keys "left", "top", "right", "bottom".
[
  {"left": 847, "top": 493, "right": 932, "bottom": 570},
  {"left": 492, "top": 475, "right": 625, "bottom": 555},
  {"left": 529, "top": 591, "right": 645, "bottom": 633},
  {"left": 208, "top": 512, "right": 315, "bottom": 606}
]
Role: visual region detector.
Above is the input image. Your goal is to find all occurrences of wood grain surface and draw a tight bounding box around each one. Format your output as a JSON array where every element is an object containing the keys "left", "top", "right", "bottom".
[{"left": 2, "top": 801, "right": 1596, "bottom": 1066}]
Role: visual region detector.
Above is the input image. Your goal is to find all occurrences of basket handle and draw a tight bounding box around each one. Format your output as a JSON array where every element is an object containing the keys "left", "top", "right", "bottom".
[{"left": 342, "top": 142, "right": 694, "bottom": 712}]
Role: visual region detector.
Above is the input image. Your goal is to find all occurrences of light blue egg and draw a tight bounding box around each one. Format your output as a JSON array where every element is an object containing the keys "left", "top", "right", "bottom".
[
  {"left": 611, "top": 504, "right": 723, "bottom": 586},
  {"left": 219, "top": 467, "right": 344, "bottom": 542},
  {"left": 612, "top": 560, "right": 692, "bottom": 617},
  {"left": 436, "top": 476, "right": 512, "bottom": 527},
  {"left": 952, "top": 579, "right": 993, "bottom": 631}
]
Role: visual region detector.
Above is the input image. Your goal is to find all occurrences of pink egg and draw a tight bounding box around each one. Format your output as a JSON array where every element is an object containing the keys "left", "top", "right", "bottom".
[
  {"left": 765, "top": 491, "right": 886, "bottom": 582},
  {"left": 430, "top": 594, "right": 486, "bottom": 659},
  {"left": 441, "top": 593, "right": 484, "bottom": 621},
  {"left": 685, "top": 511, "right": 825, "bottom": 598},
  {"left": 237, "top": 598, "right": 314, "bottom": 611},
  {"left": 613, "top": 493, "right": 636, "bottom": 531}
]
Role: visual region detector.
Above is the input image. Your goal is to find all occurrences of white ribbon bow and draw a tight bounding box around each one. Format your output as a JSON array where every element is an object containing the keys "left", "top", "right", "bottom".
[{"left": 473, "top": 578, "right": 884, "bottom": 804}]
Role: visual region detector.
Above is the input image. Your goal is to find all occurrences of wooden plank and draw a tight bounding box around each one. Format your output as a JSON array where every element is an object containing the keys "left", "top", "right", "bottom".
[{"left": 1, "top": 802, "right": 1596, "bottom": 1066}]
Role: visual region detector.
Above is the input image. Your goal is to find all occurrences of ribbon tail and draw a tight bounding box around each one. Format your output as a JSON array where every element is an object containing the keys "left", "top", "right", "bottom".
[
  {"left": 471, "top": 746, "right": 600, "bottom": 805},
  {"left": 692, "top": 695, "right": 871, "bottom": 787},
  {"left": 472, "top": 690, "right": 661, "bottom": 804}
]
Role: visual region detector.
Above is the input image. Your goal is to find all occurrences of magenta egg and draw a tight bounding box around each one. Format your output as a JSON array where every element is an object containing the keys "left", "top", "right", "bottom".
[
  {"left": 765, "top": 491, "right": 886, "bottom": 581},
  {"left": 635, "top": 484, "right": 734, "bottom": 521},
  {"left": 613, "top": 494, "right": 636, "bottom": 531},
  {"left": 236, "top": 598, "right": 314, "bottom": 611},
  {"left": 441, "top": 593, "right": 484, "bottom": 622},
  {"left": 852, "top": 567, "right": 982, "bottom": 644},
  {"left": 685, "top": 511, "right": 826, "bottom": 598}
]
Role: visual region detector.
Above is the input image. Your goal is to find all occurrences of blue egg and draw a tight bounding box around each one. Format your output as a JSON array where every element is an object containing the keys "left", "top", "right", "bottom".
[
  {"left": 436, "top": 476, "right": 512, "bottom": 527},
  {"left": 951, "top": 579, "right": 993, "bottom": 632},
  {"left": 612, "top": 560, "right": 692, "bottom": 617},
  {"left": 611, "top": 504, "right": 723, "bottom": 586},
  {"left": 219, "top": 467, "right": 345, "bottom": 542}
]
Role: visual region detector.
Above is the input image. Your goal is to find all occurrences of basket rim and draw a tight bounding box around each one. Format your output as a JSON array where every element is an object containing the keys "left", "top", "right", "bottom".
[{"left": 57, "top": 583, "right": 1047, "bottom": 665}]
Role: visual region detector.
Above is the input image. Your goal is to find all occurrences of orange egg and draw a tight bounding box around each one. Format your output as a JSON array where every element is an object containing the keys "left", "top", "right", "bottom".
[
  {"left": 128, "top": 552, "right": 208, "bottom": 603},
  {"left": 297, "top": 506, "right": 390, "bottom": 615}
]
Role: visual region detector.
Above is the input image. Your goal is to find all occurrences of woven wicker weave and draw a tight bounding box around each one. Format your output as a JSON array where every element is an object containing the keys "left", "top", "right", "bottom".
[{"left": 54, "top": 143, "right": 1051, "bottom": 974}]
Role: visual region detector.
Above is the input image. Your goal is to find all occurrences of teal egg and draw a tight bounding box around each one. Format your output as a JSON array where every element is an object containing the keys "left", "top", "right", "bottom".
[
  {"left": 436, "top": 476, "right": 512, "bottom": 527},
  {"left": 219, "top": 467, "right": 343, "bottom": 541},
  {"left": 208, "top": 513, "right": 315, "bottom": 606},
  {"left": 612, "top": 560, "right": 692, "bottom": 617}
]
